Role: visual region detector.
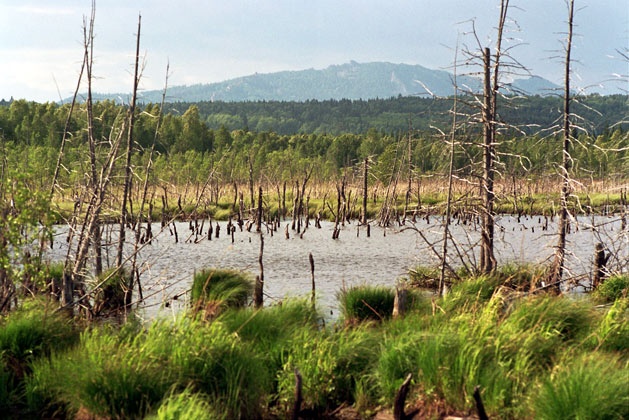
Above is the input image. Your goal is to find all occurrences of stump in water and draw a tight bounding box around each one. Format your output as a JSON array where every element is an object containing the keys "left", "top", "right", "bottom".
[
  {"left": 254, "top": 234, "right": 264, "bottom": 308},
  {"left": 309, "top": 253, "right": 315, "bottom": 307},
  {"left": 592, "top": 242, "right": 610, "bottom": 289}
]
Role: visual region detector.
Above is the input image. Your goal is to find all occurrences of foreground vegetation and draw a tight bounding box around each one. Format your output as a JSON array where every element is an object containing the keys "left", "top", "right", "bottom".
[{"left": 1, "top": 267, "right": 627, "bottom": 419}]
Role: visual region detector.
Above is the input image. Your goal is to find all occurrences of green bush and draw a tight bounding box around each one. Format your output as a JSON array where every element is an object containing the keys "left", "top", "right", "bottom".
[
  {"left": 0, "top": 297, "right": 78, "bottom": 411},
  {"left": 337, "top": 285, "right": 395, "bottom": 322}
]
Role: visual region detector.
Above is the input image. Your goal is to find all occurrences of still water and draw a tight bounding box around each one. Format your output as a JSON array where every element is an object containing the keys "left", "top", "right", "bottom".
[{"left": 49, "top": 214, "right": 627, "bottom": 319}]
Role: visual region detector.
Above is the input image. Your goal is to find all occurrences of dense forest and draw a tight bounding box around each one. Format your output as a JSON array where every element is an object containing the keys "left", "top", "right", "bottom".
[
  {"left": 0, "top": 95, "right": 626, "bottom": 190},
  {"left": 169, "top": 94, "right": 627, "bottom": 136}
]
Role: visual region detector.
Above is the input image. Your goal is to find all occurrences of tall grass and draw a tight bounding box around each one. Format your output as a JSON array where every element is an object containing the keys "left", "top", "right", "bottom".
[
  {"left": 337, "top": 285, "right": 396, "bottom": 322},
  {"left": 276, "top": 326, "right": 380, "bottom": 414},
  {"left": 533, "top": 353, "right": 629, "bottom": 419},
  {"left": 8, "top": 267, "right": 628, "bottom": 419},
  {"left": 26, "top": 316, "right": 272, "bottom": 419},
  {"left": 190, "top": 268, "right": 253, "bottom": 312},
  {"left": 0, "top": 298, "right": 78, "bottom": 412},
  {"left": 147, "top": 387, "right": 218, "bottom": 420}
]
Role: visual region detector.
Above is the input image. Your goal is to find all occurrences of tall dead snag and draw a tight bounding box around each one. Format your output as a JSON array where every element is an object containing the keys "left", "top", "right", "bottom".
[
  {"left": 361, "top": 157, "right": 369, "bottom": 225},
  {"left": 129, "top": 62, "right": 169, "bottom": 310},
  {"left": 550, "top": 0, "right": 575, "bottom": 290},
  {"left": 120, "top": 13, "right": 142, "bottom": 306},
  {"left": 479, "top": 46, "right": 496, "bottom": 273}
]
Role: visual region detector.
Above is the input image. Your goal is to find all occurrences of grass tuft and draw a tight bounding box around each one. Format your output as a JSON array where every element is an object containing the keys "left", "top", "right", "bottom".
[
  {"left": 190, "top": 268, "right": 253, "bottom": 313},
  {"left": 337, "top": 285, "right": 395, "bottom": 322},
  {"left": 533, "top": 353, "right": 629, "bottom": 419}
]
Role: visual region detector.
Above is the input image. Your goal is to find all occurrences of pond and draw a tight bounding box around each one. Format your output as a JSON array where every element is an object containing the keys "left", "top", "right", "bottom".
[{"left": 49, "top": 214, "right": 628, "bottom": 320}]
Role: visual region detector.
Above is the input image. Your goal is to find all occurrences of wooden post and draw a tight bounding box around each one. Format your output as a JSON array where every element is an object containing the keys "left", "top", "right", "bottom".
[{"left": 473, "top": 385, "right": 489, "bottom": 420}]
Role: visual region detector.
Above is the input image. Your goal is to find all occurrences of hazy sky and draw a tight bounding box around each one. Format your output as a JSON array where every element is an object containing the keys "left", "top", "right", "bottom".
[{"left": 1, "top": 0, "right": 627, "bottom": 102}]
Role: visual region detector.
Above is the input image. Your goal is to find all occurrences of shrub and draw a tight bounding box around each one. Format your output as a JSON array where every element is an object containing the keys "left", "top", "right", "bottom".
[{"left": 92, "top": 268, "right": 130, "bottom": 316}]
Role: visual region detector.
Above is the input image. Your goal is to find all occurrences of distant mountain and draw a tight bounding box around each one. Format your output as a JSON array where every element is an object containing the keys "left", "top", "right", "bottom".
[{"left": 94, "top": 61, "right": 560, "bottom": 103}]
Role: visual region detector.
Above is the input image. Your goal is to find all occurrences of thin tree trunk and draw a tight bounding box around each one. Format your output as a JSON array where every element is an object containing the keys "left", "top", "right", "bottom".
[
  {"left": 480, "top": 47, "right": 496, "bottom": 274},
  {"left": 550, "top": 0, "right": 575, "bottom": 290},
  {"left": 118, "top": 14, "right": 142, "bottom": 271},
  {"left": 362, "top": 157, "right": 368, "bottom": 225}
]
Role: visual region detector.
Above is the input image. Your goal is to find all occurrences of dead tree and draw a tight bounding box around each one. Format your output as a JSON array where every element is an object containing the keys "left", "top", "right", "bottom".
[
  {"left": 361, "top": 157, "right": 369, "bottom": 225},
  {"left": 119, "top": 14, "right": 142, "bottom": 307},
  {"left": 550, "top": 0, "right": 576, "bottom": 290}
]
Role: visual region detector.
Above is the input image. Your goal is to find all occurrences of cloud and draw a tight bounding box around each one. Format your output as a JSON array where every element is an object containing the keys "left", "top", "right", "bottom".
[{"left": 14, "top": 6, "right": 76, "bottom": 16}]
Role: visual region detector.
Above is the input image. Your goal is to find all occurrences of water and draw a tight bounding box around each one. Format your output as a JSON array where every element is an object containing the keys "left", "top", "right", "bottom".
[{"left": 48, "top": 214, "right": 628, "bottom": 320}]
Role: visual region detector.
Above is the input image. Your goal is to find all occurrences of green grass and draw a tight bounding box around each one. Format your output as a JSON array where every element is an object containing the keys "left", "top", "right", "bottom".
[
  {"left": 147, "top": 387, "right": 219, "bottom": 420},
  {"left": 595, "top": 274, "right": 629, "bottom": 302},
  {"left": 337, "top": 285, "right": 396, "bottom": 322},
  {"left": 4, "top": 265, "right": 627, "bottom": 419},
  {"left": 533, "top": 353, "right": 629, "bottom": 419},
  {"left": 190, "top": 268, "right": 253, "bottom": 312}
]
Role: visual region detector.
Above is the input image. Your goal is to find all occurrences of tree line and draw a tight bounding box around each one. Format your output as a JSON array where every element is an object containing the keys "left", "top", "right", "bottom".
[{"left": 0, "top": 96, "right": 626, "bottom": 188}]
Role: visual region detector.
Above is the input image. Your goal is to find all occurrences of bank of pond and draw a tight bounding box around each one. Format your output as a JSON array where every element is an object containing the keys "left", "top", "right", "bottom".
[{"left": 0, "top": 267, "right": 627, "bottom": 419}]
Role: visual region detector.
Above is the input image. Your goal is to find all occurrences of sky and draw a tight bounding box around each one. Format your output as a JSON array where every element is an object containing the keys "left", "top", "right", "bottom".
[{"left": 1, "top": 0, "right": 627, "bottom": 103}]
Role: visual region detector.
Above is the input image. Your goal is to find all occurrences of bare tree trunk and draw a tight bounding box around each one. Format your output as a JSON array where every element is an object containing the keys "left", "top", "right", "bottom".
[
  {"left": 440, "top": 41, "right": 460, "bottom": 296},
  {"left": 550, "top": 0, "right": 575, "bottom": 290},
  {"left": 118, "top": 13, "right": 142, "bottom": 274},
  {"left": 128, "top": 62, "right": 169, "bottom": 310},
  {"left": 480, "top": 47, "right": 496, "bottom": 274},
  {"left": 362, "top": 157, "right": 368, "bottom": 225}
]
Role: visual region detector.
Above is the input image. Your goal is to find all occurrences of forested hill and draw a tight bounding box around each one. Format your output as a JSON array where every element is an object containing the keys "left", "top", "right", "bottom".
[
  {"left": 97, "top": 62, "right": 559, "bottom": 103},
  {"left": 162, "top": 94, "right": 628, "bottom": 136}
]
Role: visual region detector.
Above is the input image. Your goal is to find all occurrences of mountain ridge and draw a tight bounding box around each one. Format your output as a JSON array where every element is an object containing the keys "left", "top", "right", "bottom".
[{"left": 93, "top": 61, "right": 560, "bottom": 103}]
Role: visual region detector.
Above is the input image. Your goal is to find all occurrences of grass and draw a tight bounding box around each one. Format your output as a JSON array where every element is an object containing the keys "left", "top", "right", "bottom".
[
  {"left": 1, "top": 266, "right": 625, "bottom": 419},
  {"left": 190, "top": 268, "right": 253, "bottom": 314},
  {"left": 0, "top": 298, "right": 78, "bottom": 412},
  {"left": 533, "top": 353, "right": 629, "bottom": 419},
  {"left": 594, "top": 274, "right": 629, "bottom": 302},
  {"left": 337, "top": 285, "right": 396, "bottom": 322}
]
